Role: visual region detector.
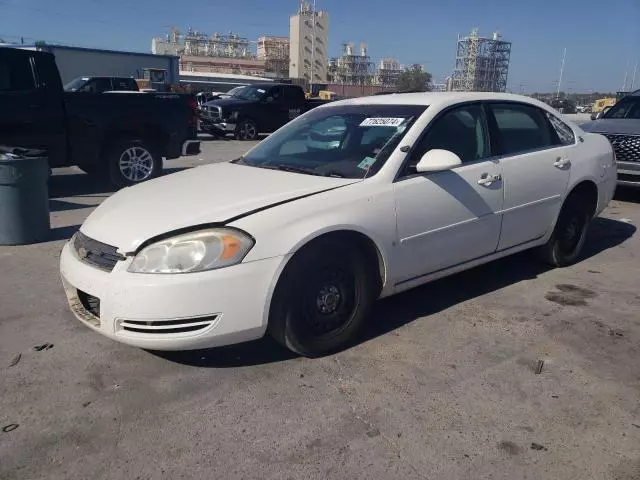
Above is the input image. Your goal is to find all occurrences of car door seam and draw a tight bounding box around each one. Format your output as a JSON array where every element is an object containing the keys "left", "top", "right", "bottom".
[
  {"left": 495, "top": 194, "right": 562, "bottom": 215},
  {"left": 399, "top": 214, "right": 492, "bottom": 244}
]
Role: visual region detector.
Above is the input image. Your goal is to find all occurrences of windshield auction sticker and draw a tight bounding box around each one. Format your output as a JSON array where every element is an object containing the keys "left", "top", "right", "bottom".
[{"left": 359, "top": 117, "right": 406, "bottom": 127}]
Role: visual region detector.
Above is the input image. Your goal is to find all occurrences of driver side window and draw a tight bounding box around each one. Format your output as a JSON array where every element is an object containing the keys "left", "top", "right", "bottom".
[{"left": 406, "top": 103, "right": 489, "bottom": 174}]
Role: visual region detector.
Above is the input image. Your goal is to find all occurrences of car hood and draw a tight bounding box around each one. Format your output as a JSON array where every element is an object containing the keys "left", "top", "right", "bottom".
[
  {"left": 204, "top": 97, "right": 254, "bottom": 109},
  {"left": 80, "top": 162, "right": 359, "bottom": 252},
  {"left": 581, "top": 118, "right": 640, "bottom": 135}
]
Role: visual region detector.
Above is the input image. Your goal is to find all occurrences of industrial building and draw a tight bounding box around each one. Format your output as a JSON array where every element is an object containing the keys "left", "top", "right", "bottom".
[
  {"left": 15, "top": 43, "right": 179, "bottom": 86},
  {"left": 328, "top": 43, "right": 375, "bottom": 85},
  {"left": 257, "top": 36, "right": 290, "bottom": 78},
  {"left": 289, "top": 1, "right": 329, "bottom": 83},
  {"left": 450, "top": 29, "right": 511, "bottom": 92},
  {"left": 152, "top": 27, "right": 254, "bottom": 59},
  {"left": 152, "top": 27, "right": 267, "bottom": 77},
  {"left": 376, "top": 58, "right": 404, "bottom": 89}
]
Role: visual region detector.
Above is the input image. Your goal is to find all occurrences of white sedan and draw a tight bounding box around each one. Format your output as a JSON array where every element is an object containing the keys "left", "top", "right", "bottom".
[{"left": 60, "top": 92, "right": 617, "bottom": 357}]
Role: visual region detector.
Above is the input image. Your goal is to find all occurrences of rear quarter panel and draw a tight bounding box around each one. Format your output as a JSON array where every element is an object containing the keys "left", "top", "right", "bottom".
[{"left": 558, "top": 130, "right": 616, "bottom": 221}]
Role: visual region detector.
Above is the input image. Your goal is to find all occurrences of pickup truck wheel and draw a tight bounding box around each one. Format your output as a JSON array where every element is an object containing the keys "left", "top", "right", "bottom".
[
  {"left": 235, "top": 120, "right": 258, "bottom": 141},
  {"left": 268, "top": 239, "right": 377, "bottom": 357},
  {"left": 108, "top": 140, "right": 161, "bottom": 188}
]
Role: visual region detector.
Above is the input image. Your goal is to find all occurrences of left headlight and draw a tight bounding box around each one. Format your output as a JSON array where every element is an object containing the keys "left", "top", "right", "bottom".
[{"left": 128, "top": 228, "right": 254, "bottom": 274}]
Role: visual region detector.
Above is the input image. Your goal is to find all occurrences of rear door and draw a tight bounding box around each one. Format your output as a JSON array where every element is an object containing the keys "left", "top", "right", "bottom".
[
  {"left": 264, "top": 85, "right": 289, "bottom": 132},
  {"left": 0, "top": 49, "right": 67, "bottom": 166},
  {"left": 487, "top": 102, "right": 573, "bottom": 250}
]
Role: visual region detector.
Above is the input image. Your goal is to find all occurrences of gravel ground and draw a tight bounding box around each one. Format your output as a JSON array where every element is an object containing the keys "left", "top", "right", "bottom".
[{"left": 1, "top": 138, "right": 639, "bottom": 480}]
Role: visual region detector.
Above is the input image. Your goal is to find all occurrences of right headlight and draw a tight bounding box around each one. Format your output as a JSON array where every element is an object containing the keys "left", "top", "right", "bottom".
[{"left": 128, "top": 228, "right": 254, "bottom": 274}]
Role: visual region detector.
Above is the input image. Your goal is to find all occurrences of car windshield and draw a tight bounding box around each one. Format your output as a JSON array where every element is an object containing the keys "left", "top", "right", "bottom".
[
  {"left": 237, "top": 104, "right": 426, "bottom": 179},
  {"left": 603, "top": 97, "right": 640, "bottom": 119},
  {"left": 232, "top": 86, "right": 268, "bottom": 101},
  {"left": 64, "top": 77, "right": 88, "bottom": 92}
]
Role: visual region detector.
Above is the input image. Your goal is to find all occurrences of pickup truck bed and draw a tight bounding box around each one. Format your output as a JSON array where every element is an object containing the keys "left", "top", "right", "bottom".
[{"left": 0, "top": 47, "right": 200, "bottom": 187}]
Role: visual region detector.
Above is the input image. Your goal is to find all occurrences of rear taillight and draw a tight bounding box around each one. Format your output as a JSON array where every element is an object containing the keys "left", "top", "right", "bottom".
[{"left": 188, "top": 97, "right": 198, "bottom": 127}]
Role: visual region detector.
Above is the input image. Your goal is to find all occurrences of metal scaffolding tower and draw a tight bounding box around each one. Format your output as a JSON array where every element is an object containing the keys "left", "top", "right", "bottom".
[
  {"left": 451, "top": 28, "right": 511, "bottom": 92},
  {"left": 328, "top": 42, "right": 375, "bottom": 85}
]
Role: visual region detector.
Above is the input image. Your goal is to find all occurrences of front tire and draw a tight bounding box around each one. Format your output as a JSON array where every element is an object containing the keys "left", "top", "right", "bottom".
[
  {"left": 268, "top": 239, "right": 378, "bottom": 357},
  {"left": 235, "top": 119, "right": 258, "bottom": 141},
  {"left": 106, "top": 139, "right": 162, "bottom": 188},
  {"left": 538, "top": 195, "right": 591, "bottom": 267}
]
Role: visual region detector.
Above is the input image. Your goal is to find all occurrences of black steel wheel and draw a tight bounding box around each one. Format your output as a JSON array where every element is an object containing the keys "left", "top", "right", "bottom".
[
  {"left": 538, "top": 194, "right": 591, "bottom": 267},
  {"left": 268, "top": 239, "right": 378, "bottom": 357}
]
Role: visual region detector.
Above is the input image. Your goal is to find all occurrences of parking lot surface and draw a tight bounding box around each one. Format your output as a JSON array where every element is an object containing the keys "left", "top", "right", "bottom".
[{"left": 1, "top": 138, "right": 639, "bottom": 480}]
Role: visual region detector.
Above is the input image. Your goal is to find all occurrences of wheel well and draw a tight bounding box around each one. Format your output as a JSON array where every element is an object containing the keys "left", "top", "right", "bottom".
[
  {"left": 291, "top": 230, "right": 386, "bottom": 291},
  {"left": 101, "top": 126, "right": 165, "bottom": 158},
  {"left": 567, "top": 180, "right": 598, "bottom": 218}
]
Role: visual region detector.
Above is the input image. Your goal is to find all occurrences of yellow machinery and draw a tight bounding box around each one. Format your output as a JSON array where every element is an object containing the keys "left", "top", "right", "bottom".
[
  {"left": 592, "top": 97, "right": 616, "bottom": 113},
  {"left": 318, "top": 90, "right": 338, "bottom": 100}
]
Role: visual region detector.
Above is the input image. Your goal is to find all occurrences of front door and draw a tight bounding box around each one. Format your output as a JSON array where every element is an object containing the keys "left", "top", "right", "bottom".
[
  {"left": 393, "top": 103, "right": 504, "bottom": 285},
  {"left": 486, "top": 102, "right": 572, "bottom": 251}
]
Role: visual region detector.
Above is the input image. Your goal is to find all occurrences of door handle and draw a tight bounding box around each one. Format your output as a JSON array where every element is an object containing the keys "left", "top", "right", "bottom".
[
  {"left": 553, "top": 157, "right": 571, "bottom": 168},
  {"left": 478, "top": 173, "right": 502, "bottom": 186}
]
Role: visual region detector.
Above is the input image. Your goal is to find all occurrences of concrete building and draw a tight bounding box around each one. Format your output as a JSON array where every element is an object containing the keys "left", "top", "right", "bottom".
[
  {"left": 289, "top": 1, "right": 329, "bottom": 83},
  {"left": 257, "top": 36, "right": 290, "bottom": 78},
  {"left": 179, "top": 55, "right": 266, "bottom": 76}
]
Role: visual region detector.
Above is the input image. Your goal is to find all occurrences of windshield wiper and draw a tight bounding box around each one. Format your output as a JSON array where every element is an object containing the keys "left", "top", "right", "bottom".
[{"left": 261, "top": 164, "right": 319, "bottom": 176}]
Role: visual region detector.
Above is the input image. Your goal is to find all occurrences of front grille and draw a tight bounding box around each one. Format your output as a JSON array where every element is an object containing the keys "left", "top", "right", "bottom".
[
  {"left": 74, "top": 231, "right": 125, "bottom": 272},
  {"left": 78, "top": 290, "right": 100, "bottom": 318},
  {"left": 68, "top": 289, "right": 100, "bottom": 327},
  {"left": 602, "top": 133, "right": 640, "bottom": 163},
  {"left": 118, "top": 315, "right": 219, "bottom": 335}
]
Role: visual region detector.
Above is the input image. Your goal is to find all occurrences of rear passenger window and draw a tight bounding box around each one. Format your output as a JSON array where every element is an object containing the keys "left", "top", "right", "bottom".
[
  {"left": 0, "top": 58, "right": 35, "bottom": 91},
  {"left": 490, "top": 103, "right": 553, "bottom": 155},
  {"left": 112, "top": 78, "right": 137, "bottom": 91},
  {"left": 545, "top": 112, "right": 575, "bottom": 145}
]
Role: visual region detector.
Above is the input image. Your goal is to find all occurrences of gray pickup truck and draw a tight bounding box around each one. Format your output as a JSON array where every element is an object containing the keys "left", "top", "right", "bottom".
[{"left": 582, "top": 90, "right": 640, "bottom": 187}]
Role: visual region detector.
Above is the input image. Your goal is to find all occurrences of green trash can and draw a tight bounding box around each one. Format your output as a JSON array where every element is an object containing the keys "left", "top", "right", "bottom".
[{"left": 0, "top": 146, "right": 51, "bottom": 245}]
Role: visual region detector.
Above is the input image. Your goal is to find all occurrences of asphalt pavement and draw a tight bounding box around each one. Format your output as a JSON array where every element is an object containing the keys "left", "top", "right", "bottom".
[{"left": 1, "top": 137, "right": 639, "bottom": 480}]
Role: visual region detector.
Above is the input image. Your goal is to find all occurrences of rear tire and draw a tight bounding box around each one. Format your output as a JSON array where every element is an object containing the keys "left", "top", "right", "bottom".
[
  {"left": 538, "top": 194, "right": 591, "bottom": 267},
  {"left": 235, "top": 119, "right": 258, "bottom": 141},
  {"left": 268, "top": 239, "right": 378, "bottom": 357},
  {"left": 106, "top": 139, "right": 162, "bottom": 188}
]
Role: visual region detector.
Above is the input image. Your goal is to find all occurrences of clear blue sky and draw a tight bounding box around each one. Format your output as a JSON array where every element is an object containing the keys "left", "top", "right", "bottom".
[{"left": 1, "top": 0, "right": 638, "bottom": 92}]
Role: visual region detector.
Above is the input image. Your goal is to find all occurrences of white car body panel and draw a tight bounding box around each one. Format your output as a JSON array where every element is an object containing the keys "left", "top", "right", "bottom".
[
  {"left": 80, "top": 162, "right": 358, "bottom": 252},
  {"left": 60, "top": 92, "right": 618, "bottom": 351},
  {"left": 392, "top": 160, "right": 503, "bottom": 282}
]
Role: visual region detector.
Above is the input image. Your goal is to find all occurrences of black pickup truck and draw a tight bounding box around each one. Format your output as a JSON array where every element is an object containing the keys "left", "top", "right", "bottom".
[
  {"left": 0, "top": 47, "right": 200, "bottom": 187},
  {"left": 199, "top": 83, "right": 330, "bottom": 140}
]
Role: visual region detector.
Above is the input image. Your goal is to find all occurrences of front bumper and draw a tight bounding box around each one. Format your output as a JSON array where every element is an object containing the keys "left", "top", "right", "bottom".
[
  {"left": 59, "top": 241, "right": 286, "bottom": 350},
  {"left": 199, "top": 118, "right": 236, "bottom": 134},
  {"left": 616, "top": 161, "right": 640, "bottom": 188}
]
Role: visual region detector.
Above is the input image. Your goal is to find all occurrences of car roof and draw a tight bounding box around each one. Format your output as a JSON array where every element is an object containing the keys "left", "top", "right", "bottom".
[{"left": 327, "top": 91, "right": 550, "bottom": 109}]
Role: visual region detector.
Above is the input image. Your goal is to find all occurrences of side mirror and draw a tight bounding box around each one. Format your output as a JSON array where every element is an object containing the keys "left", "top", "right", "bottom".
[
  {"left": 415, "top": 149, "right": 462, "bottom": 173},
  {"left": 590, "top": 112, "right": 598, "bottom": 121}
]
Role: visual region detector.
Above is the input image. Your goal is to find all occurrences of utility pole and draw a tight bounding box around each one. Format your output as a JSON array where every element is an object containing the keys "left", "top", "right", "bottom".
[
  {"left": 556, "top": 47, "right": 566, "bottom": 100},
  {"left": 622, "top": 60, "right": 630, "bottom": 91}
]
